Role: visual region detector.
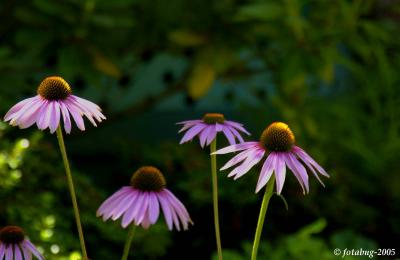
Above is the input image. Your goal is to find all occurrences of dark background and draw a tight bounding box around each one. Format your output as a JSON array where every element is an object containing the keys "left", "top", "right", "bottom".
[{"left": 0, "top": 0, "right": 399, "bottom": 259}]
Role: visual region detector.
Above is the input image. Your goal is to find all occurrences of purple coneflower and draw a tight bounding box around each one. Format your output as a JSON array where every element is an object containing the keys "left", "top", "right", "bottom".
[
  {"left": 4, "top": 76, "right": 105, "bottom": 134},
  {"left": 3, "top": 76, "right": 104, "bottom": 259},
  {"left": 214, "top": 122, "right": 329, "bottom": 260},
  {"left": 177, "top": 113, "right": 250, "bottom": 260},
  {"left": 214, "top": 122, "right": 329, "bottom": 194},
  {"left": 97, "top": 166, "right": 192, "bottom": 260},
  {"left": 97, "top": 166, "right": 192, "bottom": 230},
  {"left": 0, "top": 226, "right": 44, "bottom": 260},
  {"left": 178, "top": 113, "right": 250, "bottom": 147}
]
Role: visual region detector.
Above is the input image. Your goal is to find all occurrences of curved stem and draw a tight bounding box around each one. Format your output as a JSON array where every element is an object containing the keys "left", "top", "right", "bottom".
[
  {"left": 56, "top": 126, "right": 89, "bottom": 260},
  {"left": 251, "top": 175, "right": 275, "bottom": 260},
  {"left": 121, "top": 225, "right": 136, "bottom": 260},
  {"left": 210, "top": 137, "right": 223, "bottom": 260}
]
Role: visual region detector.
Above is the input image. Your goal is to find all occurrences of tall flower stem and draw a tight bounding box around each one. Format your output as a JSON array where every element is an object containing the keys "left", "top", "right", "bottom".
[
  {"left": 210, "top": 137, "right": 223, "bottom": 260},
  {"left": 56, "top": 126, "right": 88, "bottom": 260},
  {"left": 121, "top": 225, "right": 136, "bottom": 260},
  {"left": 251, "top": 175, "right": 275, "bottom": 260}
]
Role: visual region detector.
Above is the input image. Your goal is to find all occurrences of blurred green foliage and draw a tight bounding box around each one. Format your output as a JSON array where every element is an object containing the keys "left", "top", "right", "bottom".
[{"left": 1, "top": 0, "right": 400, "bottom": 259}]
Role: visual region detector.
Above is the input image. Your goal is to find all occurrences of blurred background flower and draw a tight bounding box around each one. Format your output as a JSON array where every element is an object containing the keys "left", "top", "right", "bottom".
[{"left": 0, "top": 0, "right": 399, "bottom": 259}]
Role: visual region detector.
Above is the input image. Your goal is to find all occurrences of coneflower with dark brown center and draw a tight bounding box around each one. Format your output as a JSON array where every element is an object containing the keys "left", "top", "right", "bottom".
[
  {"left": 4, "top": 76, "right": 105, "bottom": 134},
  {"left": 213, "top": 122, "right": 329, "bottom": 260},
  {"left": 0, "top": 226, "right": 44, "bottom": 260},
  {"left": 97, "top": 166, "right": 192, "bottom": 260}
]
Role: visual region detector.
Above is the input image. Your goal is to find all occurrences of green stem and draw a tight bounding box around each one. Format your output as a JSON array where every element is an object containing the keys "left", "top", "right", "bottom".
[
  {"left": 210, "top": 137, "right": 223, "bottom": 260},
  {"left": 56, "top": 126, "right": 89, "bottom": 260},
  {"left": 251, "top": 175, "right": 275, "bottom": 260},
  {"left": 121, "top": 225, "right": 136, "bottom": 260}
]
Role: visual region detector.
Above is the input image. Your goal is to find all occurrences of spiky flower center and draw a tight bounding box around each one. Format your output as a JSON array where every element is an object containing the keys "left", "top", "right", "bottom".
[
  {"left": 37, "top": 76, "right": 72, "bottom": 100},
  {"left": 202, "top": 113, "right": 225, "bottom": 124},
  {"left": 130, "top": 166, "right": 166, "bottom": 192},
  {"left": 260, "top": 122, "right": 295, "bottom": 152},
  {"left": 0, "top": 226, "right": 25, "bottom": 244}
]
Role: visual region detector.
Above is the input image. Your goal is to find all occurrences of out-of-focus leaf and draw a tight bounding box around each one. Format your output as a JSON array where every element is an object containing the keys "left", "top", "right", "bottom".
[
  {"left": 92, "top": 51, "right": 122, "bottom": 78},
  {"left": 90, "top": 14, "right": 135, "bottom": 28},
  {"left": 169, "top": 29, "right": 207, "bottom": 47},
  {"left": 235, "top": 3, "right": 283, "bottom": 21},
  {"left": 187, "top": 62, "right": 216, "bottom": 99}
]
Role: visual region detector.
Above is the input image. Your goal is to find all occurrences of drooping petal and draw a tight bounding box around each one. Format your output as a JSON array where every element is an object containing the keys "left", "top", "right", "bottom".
[
  {"left": 121, "top": 192, "right": 146, "bottom": 228},
  {"left": 283, "top": 153, "right": 307, "bottom": 194},
  {"left": 228, "top": 148, "right": 265, "bottom": 179},
  {"left": 5, "top": 245, "right": 13, "bottom": 260},
  {"left": 111, "top": 191, "right": 138, "bottom": 220},
  {"left": 59, "top": 101, "right": 72, "bottom": 134},
  {"left": 205, "top": 125, "right": 217, "bottom": 146},
  {"left": 4, "top": 97, "right": 36, "bottom": 121},
  {"left": 0, "top": 243, "right": 5, "bottom": 259},
  {"left": 36, "top": 101, "right": 52, "bottom": 130},
  {"left": 69, "top": 96, "right": 105, "bottom": 123},
  {"left": 157, "top": 192, "right": 174, "bottom": 230},
  {"left": 212, "top": 142, "right": 259, "bottom": 155},
  {"left": 215, "top": 123, "right": 223, "bottom": 132},
  {"left": 229, "top": 127, "right": 245, "bottom": 143},
  {"left": 255, "top": 153, "right": 276, "bottom": 193},
  {"left": 178, "top": 121, "right": 201, "bottom": 133},
  {"left": 222, "top": 127, "right": 236, "bottom": 145},
  {"left": 148, "top": 192, "right": 160, "bottom": 224},
  {"left": 21, "top": 244, "right": 31, "bottom": 260},
  {"left": 14, "top": 244, "right": 23, "bottom": 260},
  {"left": 23, "top": 240, "right": 43, "bottom": 260},
  {"left": 49, "top": 102, "right": 61, "bottom": 133},
  {"left": 135, "top": 192, "right": 150, "bottom": 224},
  {"left": 163, "top": 189, "right": 192, "bottom": 230},
  {"left": 274, "top": 153, "right": 287, "bottom": 194},
  {"left": 224, "top": 120, "right": 251, "bottom": 135},
  {"left": 179, "top": 123, "right": 207, "bottom": 144},
  {"left": 97, "top": 187, "right": 132, "bottom": 217},
  {"left": 220, "top": 146, "right": 260, "bottom": 171},
  {"left": 293, "top": 146, "right": 329, "bottom": 177},
  {"left": 64, "top": 100, "right": 85, "bottom": 131},
  {"left": 16, "top": 98, "right": 44, "bottom": 129},
  {"left": 287, "top": 153, "right": 309, "bottom": 193},
  {"left": 176, "top": 119, "right": 202, "bottom": 125},
  {"left": 199, "top": 126, "right": 212, "bottom": 147}
]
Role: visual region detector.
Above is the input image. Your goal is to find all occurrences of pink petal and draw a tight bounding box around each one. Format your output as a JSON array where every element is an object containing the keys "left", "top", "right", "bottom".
[
  {"left": 293, "top": 146, "right": 329, "bottom": 177},
  {"left": 199, "top": 126, "right": 212, "bottom": 148},
  {"left": 36, "top": 101, "right": 52, "bottom": 130},
  {"left": 285, "top": 153, "right": 306, "bottom": 194},
  {"left": 220, "top": 147, "right": 259, "bottom": 170},
  {"left": 222, "top": 127, "right": 236, "bottom": 145},
  {"left": 148, "top": 192, "right": 160, "bottom": 224},
  {"left": 49, "top": 102, "right": 61, "bottom": 133},
  {"left": 0, "top": 244, "right": 5, "bottom": 259},
  {"left": 274, "top": 153, "right": 286, "bottom": 194},
  {"left": 111, "top": 191, "right": 138, "bottom": 220},
  {"left": 229, "top": 127, "right": 245, "bottom": 142},
  {"left": 213, "top": 142, "right": 259, "bottom": 155},
  {"left": 5, "top": 245, "right": 13, "bottom": 260},
  {"left": 179, "top": 123, "right": 207, "bottom": 144},
  {"left": 4, "top": 97, "right": 36, "bottom": 121},
  {"left": 158, "top": 192, "right": 174, "bottom": 230},
  {"left": 224, "top": 120, "right": 251, "bottom": 135},
  {"left": 59, "top": 102, "right": 72, "bottom": 134},
  {"left": 64, "top": 100, "right": 85, "bottom": 131},
  {"left": 255, "top": 153, "right": 276, "bottom": 193},
  {"left": 121, "top": 192, "right": 145, "bottom": 228},
  {"left": 205, "top": 125, "right": 217, "bottom": 146},
  {"left": 23, "top": 240, "right": 43, "bottom": 260},
  {"left": 14, "top": 245, "right": 23, "bottom": 260},
  {"left": 227, "top": 148, "right": 265, "bottom": 179},
  {"left": 287, "top": 153, "right": 309, "bottom": 194}
]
